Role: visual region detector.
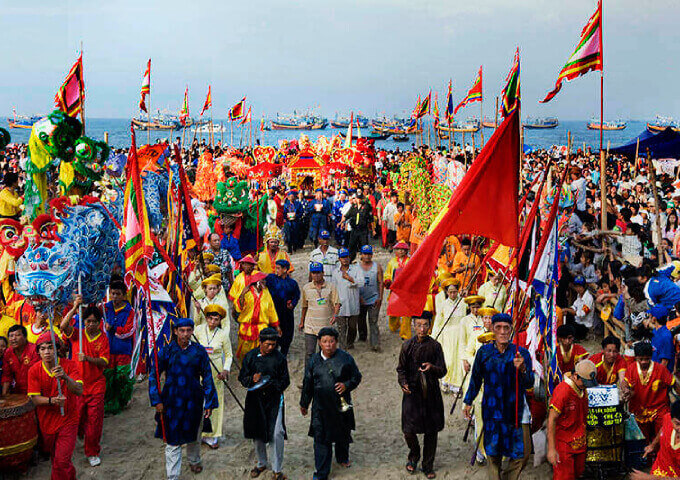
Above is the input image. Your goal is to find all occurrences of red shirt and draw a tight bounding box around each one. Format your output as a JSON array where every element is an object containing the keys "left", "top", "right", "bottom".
[
  {"left": 590, "top": 352, "right": 627, "bottom": 385},
  {"left": 651, "top": 413, "right": 680, "bottom": 477},
  {"left": 66, "top": 328, "right": 110, "bottom": 396},
  {"left": 556, "top": 343, "right": 588, "bottom": 374},
  {"left": 549, "top": 378, "right": 588, "bottom": 453},
  {"left": 27, "top": 359, "right": 82, "bottom": 434},
  {"left": 625, "top": 361, "right": 674, "bottom": 424},
  {"left": 1, "top": 343, "right": 40, "bottom": 394}
]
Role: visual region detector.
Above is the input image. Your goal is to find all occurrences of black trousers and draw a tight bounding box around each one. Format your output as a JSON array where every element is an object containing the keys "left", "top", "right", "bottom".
[
  {"left": 404, "top": 431, "right": 438, "bottom": 473},
  {"left": 313, "top": 439, "right": 349, "bottom": 480},
  {"left": 348, "top": 230, "right": 368, "bottom": 262},
  {"left": 278, "top": 312, "right": 294, "bottom": 357}
]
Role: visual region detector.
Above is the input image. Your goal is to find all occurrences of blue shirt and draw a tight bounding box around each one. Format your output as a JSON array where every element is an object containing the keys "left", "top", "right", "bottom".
[
  {"left": 652, "top": 325, "right": 675, "bottom": 373},
  {"left": 220, "top": 233, "right": 242, "bottom": 261},
  {"left": 265, "top": 274, "right": 301, "bottom": 318}
]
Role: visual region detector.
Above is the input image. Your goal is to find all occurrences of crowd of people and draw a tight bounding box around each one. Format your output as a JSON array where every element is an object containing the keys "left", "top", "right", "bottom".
[{"left": 4, "top": 135, "right": 680, "bottom": 480}]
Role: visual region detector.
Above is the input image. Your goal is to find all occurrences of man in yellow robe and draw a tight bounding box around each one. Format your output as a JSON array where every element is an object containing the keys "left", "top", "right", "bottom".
[
  {"left": 228, "top": 255, "right": 259, "bottom": 303},
  {"left": 384, "top": 242, "right": 411, "bottom": 339},
  {"left": 233, "top": 271, "right": 280, "bottom": 361},
  {"left": 256, "top": 225, "right": 294, "bottom": 274}
]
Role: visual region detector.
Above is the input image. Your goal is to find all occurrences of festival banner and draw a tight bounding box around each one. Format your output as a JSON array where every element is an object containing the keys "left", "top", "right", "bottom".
[
  {"left": 387, "top": 110, "right": 520, "bottom": 316},
  {"left": 229, "top": 97, "right": 246, "bottom": 120},
  {"left": 445, "top": 80, "right": 454, "bottom": 124},
  {"left": 240, "top": 106, "right": 252, "bottom": 124},
  {"left": 411, "top": 91, "right": 431, "bottom": 119},
  {"left": 500, "top": 48, "right": 520, "bottom": 118},
  {"left": 454, "top": 66, "right": 483, "bottom": 115},
  {"left": 139, "top": 59, "right": 151, "bottom": 112},
  {"left": 179, "top": 87, "right": 189, "bottom": 126},
  {"left": 541, "top": 2, "right": 602, "bottom": 103},
  {"left": 54, "top": 53, "right": 85, "bottom": 117},
  {"left": 200, "top": 85, "right": 212, "bottom": 116}
]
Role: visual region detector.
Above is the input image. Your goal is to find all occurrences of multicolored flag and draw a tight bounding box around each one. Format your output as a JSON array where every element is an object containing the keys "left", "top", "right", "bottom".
[
  {"left": 200, "top": 85, "right": 212, "bottom": 116},
  {"left": 500, "top": 48, "right": 521, "bottom": 118},
  {"left": 432, "top": 92, "right": 440, "bottom": 129},
  {"left": 411, "top": 91, "right": 431, "bottom": 119},
  {"left": 260, "top": 119, "right": 265, "bottom": 132},
  {"left": 454, "top": 66, "right": 483, "bottom": 115},
  {"left": 229, "top": 97, "right": 246, "bottom": 121},
  {"left": 541, "top": 2, "right": 602, "bottom": 103},
  {"left": 54, "top": 53, "right": 85, "bottom": 117},
  {"left": 139, "top": 59, "right": 151, "bottom": 113},
  {"left": 179, "top": 87, "right": 189, "bottom": 126},
  {"left": 123, "top": 124, "right": 154, "bottom": 289},
  {"left": 445, "top": 80, "right": 454, "bottom": 124},
  {"left": 240, "top": 106, "right": 252, "bottom": 125}
]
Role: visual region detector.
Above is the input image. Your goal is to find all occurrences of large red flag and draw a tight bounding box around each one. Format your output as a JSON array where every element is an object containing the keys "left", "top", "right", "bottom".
[{"left": 387, "top": 109, "right": 520, "bottom": 316}]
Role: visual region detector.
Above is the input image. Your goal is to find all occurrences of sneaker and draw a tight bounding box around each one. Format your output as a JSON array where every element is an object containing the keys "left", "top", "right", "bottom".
[{"left": 88, "top": 456, "right": 101, "bottom": 467}]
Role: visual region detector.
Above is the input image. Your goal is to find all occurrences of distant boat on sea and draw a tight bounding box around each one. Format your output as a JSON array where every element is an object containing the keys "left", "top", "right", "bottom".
[
  {"left": 587, "top": 119, "right": 626, "bottom": 131},
  {"left": 191, "top": 123, "right": 228, "bottom": 133},
  {"left": 482, "top": 118, "right": 498, "bottom": 129},
  {"left": 524, "top": 117, "right": 558, "bottom": 129},
  {"left": 372, "top": 118, "right": 419, "bottom": 135},
  {"left": 436, "top": 118, "right": 480, "bottom": 134},
  {"left": 7, "top": 111, "right": 41, "bottom": 129},
  {"left": 339, "top": 130, "right": 390, "bottom": 141},
  {"left": 271, "top": 112, "right": 327, "bottom": 130},
  {"left": 647, "top": 115, "right": 680, "bottom": 133},
  {"left": 132, "top": 112, "right": 182, "bottom": 131},
  {"left": 331, "top": 115, "right": 369, "bottom": 129}
]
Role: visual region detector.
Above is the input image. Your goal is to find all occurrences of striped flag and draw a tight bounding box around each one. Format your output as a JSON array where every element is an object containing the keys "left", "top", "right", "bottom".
[
  {"left": 139, "top": 59, "right": 151, "bottom": 113},
  {"left": 445, "top": 80, "right": 454, "bottom": 124},
  {"left": 454, "top": 66, "right": 483, "bottom": 115},
  {"left": 229, "top": 97, "right": 246, "bottom": 121},
  {"left": 200, "top": 85, "right": 212, "bottom": 116},
  {"left": 541, "top": 2, "right": 602, "bottom": 103},
  {"left": 240, "top": 106, "right": 252, "bottom": 125},
  {"left": 500, "top": 48, "right": 520, "bottom": 118},
  {"left": 411, "top": 91, "right": 431, "bottom": 119},
  {"left": 123, "top": 124, "right": 154, "bottom": 289},
  {"left": 54, "top": 53, "right": 85, "bottom": 117},
  {"left": 179, "top": 87, "right": 189, "bottom": 126}
]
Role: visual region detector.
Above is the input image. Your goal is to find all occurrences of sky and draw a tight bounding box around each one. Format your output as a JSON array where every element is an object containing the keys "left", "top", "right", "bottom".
[{"left": 2, "top": 0, "right": 679, "bottom": 120}]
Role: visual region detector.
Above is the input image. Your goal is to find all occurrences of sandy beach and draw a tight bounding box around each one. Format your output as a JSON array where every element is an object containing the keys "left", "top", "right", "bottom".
[{"left": 27, "top": 247, "right": 552, "bottom": 480}]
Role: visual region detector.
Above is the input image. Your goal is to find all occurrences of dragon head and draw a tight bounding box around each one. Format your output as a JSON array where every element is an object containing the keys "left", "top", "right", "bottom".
[{"left": 15, "top": 242, "right": 76, "bottom": 309}]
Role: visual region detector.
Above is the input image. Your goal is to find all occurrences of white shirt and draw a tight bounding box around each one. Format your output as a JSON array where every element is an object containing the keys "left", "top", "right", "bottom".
[{"left": 572, "top": 290, "right": 595, "bottom": 328}]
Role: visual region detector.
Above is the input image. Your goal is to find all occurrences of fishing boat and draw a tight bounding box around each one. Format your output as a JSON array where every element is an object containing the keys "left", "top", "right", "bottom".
[
  {"left": 132, "top": 112, "right": 182, "bottom": 131},
  {"left": 392, "top": 133, "right": 409, "bottom": 142},
  {"left": 372, "top": 118, "right": 420, "bottom": 135},
  {"left": 7, "top": 112, "right": 41, "bottom": 129},
  {"left": 523, "top": 117, "right": 559, "bottom": 129},
  {"left": 339, "top": 131, "right": 390, "bottom": 141},
  {"left": 482, "top": 118, "right": 498, "bottom": 129},
  {"left": 331, "top": 115, "right": 369, "bottom": 129},
  {"left": 270, "top": 113, "right": 328, "bottom": 130},
  {"left": 436, "top": 121, "right": 479, "bottom": 134},
  {"left": 587, "top": 119, "right": 626, "bottom": 131},
  {"left": 647, "top": 115, "right": 680, "bottom": 133}
]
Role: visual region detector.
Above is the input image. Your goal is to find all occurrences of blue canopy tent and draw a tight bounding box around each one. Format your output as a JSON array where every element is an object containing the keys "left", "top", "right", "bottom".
[{"left": 609, "top": 127, "right": 680, "bottom": 159}]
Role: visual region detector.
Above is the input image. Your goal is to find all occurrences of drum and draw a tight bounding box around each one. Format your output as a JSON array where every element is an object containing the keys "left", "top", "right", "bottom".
[{"left": 0, "top": 394, "right": 38, "bottom": 471}]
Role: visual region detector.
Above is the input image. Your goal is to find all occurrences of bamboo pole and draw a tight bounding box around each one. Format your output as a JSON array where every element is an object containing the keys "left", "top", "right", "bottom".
[
  {"left": 447, "top": 119, "right": 452, "bottom": 153},
  {"left": 79, "top": 42, "right": 86, "bottom": 135},
  {"left": 221, "top": 122, "right": 224, "bottom": 146},
  {"left": 462, "top": 132, "right": 468, "bottom": 167},
  {"left": 634, "top": 138, "right": 640, "bottom": 176},
  {"left": 471, "top": 132, "right": 476, "bottom": 162},
  {"left": 494, "top": 96, "right": 499, "bottom": 129},
  {"left": 480, "top": 93, "right": 484, "bottom": 145},
  {"left": 599, "top": 0, "right": 606, "bottom": 231},
  {"left": 647, "top": 150, "right": 664, "bottom": 266}
]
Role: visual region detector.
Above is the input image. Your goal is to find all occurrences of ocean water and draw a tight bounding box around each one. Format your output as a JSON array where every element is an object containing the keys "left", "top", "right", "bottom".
[{"left": 4, "top": 117, "right": 650, "bottom": 152}]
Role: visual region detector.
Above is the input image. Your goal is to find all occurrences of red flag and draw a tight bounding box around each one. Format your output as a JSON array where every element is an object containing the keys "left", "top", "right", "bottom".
[
  {"left": 55, "top": 53, "right": 85, "bottom": 117},
  {"left": 200, "top": 85, "right": 212, "bottom": 116},
  {"left": 240, "top": 106, "right": 252, "bottom": 124},
  {"left": 387, "top": 110, "right": 520, "bottom": 316}
]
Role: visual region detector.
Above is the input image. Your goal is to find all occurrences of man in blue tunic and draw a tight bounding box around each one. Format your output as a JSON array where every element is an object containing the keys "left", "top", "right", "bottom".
[
  {"left": 149, "top": 317, "right": 219, "bottom": 480},
  {"left": 265, "top": 259, "right": 301, "bottom": 357},
  {"left": 462, "top": 313, "right": 533, "bottom": 480},
  {"left": 306, "top": 188, "right": 331, "bottom": 248},
  {"left": 332, "top": 190, "right": 349, "bottom": 247},
  {"left": 283, "top": 190, "right": 303, "bottom": 254}
]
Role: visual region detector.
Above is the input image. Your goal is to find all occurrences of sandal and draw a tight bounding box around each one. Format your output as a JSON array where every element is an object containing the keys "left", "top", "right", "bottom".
[
  {"left": 405, "top": 461, "right": 417, "bottom": 473},
  {"left": 189, "top": 464, "right": 203, "bottom": 473},
  {"left": 425, "top": 471, "right": 436, "bottom": 479},
  {"left": 250, "top": 466, "right": 266, "bottom": 478},
  {"left": 273, "top": 473, "right": 288, "bottom": 480}
]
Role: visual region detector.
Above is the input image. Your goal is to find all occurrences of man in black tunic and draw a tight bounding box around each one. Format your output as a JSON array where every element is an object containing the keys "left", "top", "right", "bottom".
[
  {"left": 300, "top": 326, "right": 362, "bottom": 480},
  {"left": 396, "top": 311, "right": 447, "bottom": 479},
  {"left": 239, "top": 328, "right": 290, "bottom": 480}
]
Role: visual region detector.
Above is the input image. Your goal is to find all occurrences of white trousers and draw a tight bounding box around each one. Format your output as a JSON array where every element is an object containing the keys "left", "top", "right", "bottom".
[{"left": 254, "top": 402, "right": 285, "bottom": 473}]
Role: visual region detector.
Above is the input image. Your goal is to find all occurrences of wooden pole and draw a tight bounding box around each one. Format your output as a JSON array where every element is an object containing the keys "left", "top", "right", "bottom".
[
  {"left": 104, "top": 132, "right": 109, "bottom": 144},
  {"left": 146, "top": 95, "right": 151, "bottom": 146},
  {"left": 221, "top": 122, "right": 224, "bottom": 146},
  {"left": 648, "top": 149, "right": 664, "bottom": 266},
  {"left": 230, "top": 120, "right": 233, "bottom": 146},
  {"left": 471, "top": 131, "right": 476, "bottom": 161},
  {"left": 480, "top": 93, "right": 484, "bottom": 145},
  {"left": 634, "top": 137, "right": 640, "bottom": 176},
  {"left": 447, "top": 119, "right": 452, "bottom": 153},
  {"left": 462, "top": 131, "right": 468, "bottom": 167},
  {"left": 494, "top": 96, "right": 499, "bottom": 129},
  {"left": 210, "top": 104, "right": 214, "bottom": 148},
  {"left": 79, "top": 42, "right": 86, "bottom": 135},
  {"left": 599, "top": 0, "right": 606, "bottom": 231}
]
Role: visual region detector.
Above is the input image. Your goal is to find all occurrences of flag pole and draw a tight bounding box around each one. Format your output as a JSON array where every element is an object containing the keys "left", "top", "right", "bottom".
[
  {"left": 480, "top": 83, "right": 484, "bottom": 146},
  {"left": 210, "top": 101, "right": 214, "bottom": 149},
  {"left": 147, "top": 61, "right": 151, "bottom": 146},
  {"left": 599, "top": 0, "right": 606, "bottom": 231},
  {"left": 79, "top": 42, "right": 86, "bottom": 135},
  {"left": 494, "top": 96, "right": 499, "bottom": 129},
  {"left": 230, "top": 119, "right": 233, "bottom": 146}
]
